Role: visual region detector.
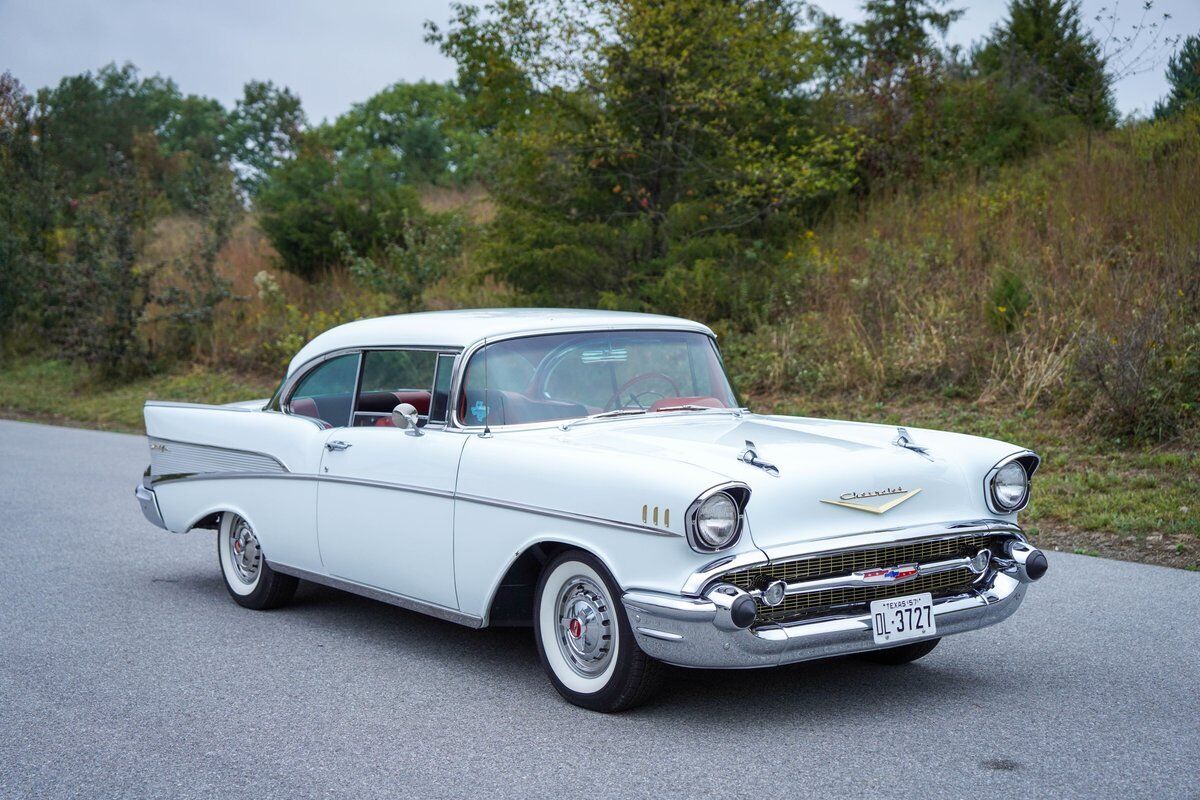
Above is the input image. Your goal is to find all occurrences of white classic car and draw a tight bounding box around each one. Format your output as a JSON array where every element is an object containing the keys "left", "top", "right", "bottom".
[{"left": 135, "top": 309, "right": 1047, "bottom": 711}]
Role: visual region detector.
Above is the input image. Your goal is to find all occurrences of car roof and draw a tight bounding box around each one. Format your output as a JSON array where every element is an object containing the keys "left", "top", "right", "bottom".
[{"left": 287, "top": 308, "right": 715, "bottom": 375}]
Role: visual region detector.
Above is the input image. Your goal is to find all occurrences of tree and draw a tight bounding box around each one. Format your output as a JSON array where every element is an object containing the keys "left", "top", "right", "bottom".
[
  {"left": 1155, "top": 35, "right": 1200, "bottom": 118},
  {"left": 430, "top": 0, "right": 858, "bottom": 309},
  {"left": 976, "top": 0, "right": 1115, "bottom": 128},
  {"left": 34, "top": 63, "right": 184, "bottom": 195},
  {"left": 0, "top": 71, "right": 52, "bottom": 338},
  {"left": 255, "top": 134, "right": 422, "bottom": 280},
  {"left": 227, "top": 80, "right": 306, "bottom": 196},
  {"left": 838, "top": 0, "right": 964, "bottom": 183},
  {"left": 327, "top": 81, "right": 477, "bottom": 185}
]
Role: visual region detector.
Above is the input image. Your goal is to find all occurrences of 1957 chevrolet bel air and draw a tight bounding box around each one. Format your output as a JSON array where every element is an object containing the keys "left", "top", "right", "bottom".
[{"left": 134, "top": 309, "right": 1047, "bottom": 711}]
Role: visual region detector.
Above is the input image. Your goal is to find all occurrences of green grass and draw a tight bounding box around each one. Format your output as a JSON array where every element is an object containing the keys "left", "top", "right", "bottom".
[
  {"left": 766, "top": 395, "right": 1200, "bottom": 571},
  {"left": 2, "top": 359, "right": 1195, "bottom": 570},
  {"left": 0, "top": 360, "right": 277, "bottom": 433}
]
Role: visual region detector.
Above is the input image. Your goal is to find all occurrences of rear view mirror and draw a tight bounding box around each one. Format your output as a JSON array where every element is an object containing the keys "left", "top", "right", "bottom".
[{"left": 392, "top": 403, "right": 421, "bottom": 434}]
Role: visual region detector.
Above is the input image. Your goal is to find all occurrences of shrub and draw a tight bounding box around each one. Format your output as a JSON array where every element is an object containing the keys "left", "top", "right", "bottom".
[{"left": 1074, "top": 309, "right": 1198, "bottom": 441}]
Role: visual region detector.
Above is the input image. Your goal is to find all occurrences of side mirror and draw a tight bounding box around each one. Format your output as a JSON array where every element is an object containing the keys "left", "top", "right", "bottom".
[{"left": 391, "top": 402, "right": 422, "bottom": 434}]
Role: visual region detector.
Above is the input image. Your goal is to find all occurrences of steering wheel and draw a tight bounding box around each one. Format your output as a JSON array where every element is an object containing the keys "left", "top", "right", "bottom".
[{"left": 605, "top": 372, "right": 682, "bottom": 411}]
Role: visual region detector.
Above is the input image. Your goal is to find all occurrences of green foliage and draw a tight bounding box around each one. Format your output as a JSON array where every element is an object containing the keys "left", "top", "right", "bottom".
[
  {"left": 255, "top": 136, "right": 424, "bottom": 279},
  {"left": 988, "top": 270, "right": 1034, "bottom": 332},
  {"left": 975, "top": 0, "right": 1115, "bottom": 128},
  {"left": 39, "top": 156, "right": 156, "bottom": 379},
  {"left": 1075, "top": 310, "right": 1200, "bottom": 441},
  {"left": 339, "top": 210, "right": 466, "bottom": 311},
  {"left": 151, "top": 184, "right": 240, "bottom": 362},
  {"left": 326, "top": 81, "right": 477, "bottom": 185},
  {"left": 227, "top": 80, "right": 306, "bottom": 196},
  {"left": 1155, "top": 35, "right": 1200, "bottom": 119},
  {"left": 432, "top": 0, "right": 859, "bottom": 307}
]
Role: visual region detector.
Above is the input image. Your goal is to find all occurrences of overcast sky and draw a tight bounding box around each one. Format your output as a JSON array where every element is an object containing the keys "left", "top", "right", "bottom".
[{"left": 1, "top": 0, "right": 1196, "bottom": 123}]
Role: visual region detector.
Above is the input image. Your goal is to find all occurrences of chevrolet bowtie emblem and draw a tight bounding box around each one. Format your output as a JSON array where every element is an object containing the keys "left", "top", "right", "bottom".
[{"left": 820, "top": 487, "right": 922, "bottom": 514}]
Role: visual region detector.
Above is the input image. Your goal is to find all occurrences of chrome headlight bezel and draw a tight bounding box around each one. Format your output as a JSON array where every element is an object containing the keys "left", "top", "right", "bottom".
[
  {"left": 685, "top": 482, "right": 750, "bottom": 553},
  {"left": 984, "top": 451, "right": 1040, "bottom": 514}
]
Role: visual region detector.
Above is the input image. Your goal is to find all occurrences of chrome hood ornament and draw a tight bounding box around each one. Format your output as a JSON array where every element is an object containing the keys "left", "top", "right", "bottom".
[
  {"left": 893, "top": 427, "right": 932, "bottom": 460},
  {"left": 738, "top": 440, "right": 779, "bottom": 477}
]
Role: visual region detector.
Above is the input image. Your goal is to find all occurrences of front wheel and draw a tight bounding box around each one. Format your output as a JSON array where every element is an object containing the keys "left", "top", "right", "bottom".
[
  {"left": 217, "top": 512, "right": 297, "bottom": 610},
  {"left": 533, "top": 550, "right": 662, "bottom": 712}
]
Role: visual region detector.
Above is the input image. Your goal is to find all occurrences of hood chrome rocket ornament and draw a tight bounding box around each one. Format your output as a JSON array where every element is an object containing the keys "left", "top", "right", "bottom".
[
  {"left": 739, "top": 440, "right": 779, "bottom": 477},
  {"left": 893, "top": 427, "right": 932, "bottom": 460}
]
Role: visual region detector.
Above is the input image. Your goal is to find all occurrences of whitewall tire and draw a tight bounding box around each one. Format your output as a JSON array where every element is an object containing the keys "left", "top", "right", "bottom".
[
  {"left": 217, "top": 512, "right": 297, "bottom": 610},
  {"left": 533, "top": 550, "right": 662, "bottom": 712}
]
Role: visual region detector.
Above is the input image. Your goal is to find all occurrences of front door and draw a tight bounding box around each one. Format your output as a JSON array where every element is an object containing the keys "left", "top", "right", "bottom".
[{"left": 315, "top": 349, "right": 464, "bottom": 609}]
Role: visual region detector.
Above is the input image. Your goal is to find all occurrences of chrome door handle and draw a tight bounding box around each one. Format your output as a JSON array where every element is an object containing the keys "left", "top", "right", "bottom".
[{"left": 325, "top": 440, "right": 352, "bottom": 452}]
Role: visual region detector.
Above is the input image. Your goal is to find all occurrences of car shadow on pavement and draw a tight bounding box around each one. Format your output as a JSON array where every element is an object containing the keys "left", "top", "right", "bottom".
[{"left": 252, "top": 580, "right": 1025, "bottom": 723}]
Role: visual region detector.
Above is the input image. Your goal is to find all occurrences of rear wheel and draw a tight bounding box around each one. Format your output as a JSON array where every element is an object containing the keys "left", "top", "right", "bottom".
[
  {"left": 217, "top": 512, "right": 297, "bottom": 610},
  {"left": 859, "top": 637, "right": 940, "bottom": 665},
  {"left": 533, "top": 550, "right": 662, "bottom": 712}
]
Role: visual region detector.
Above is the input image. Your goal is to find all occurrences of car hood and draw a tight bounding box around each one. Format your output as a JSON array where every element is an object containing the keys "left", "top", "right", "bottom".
[{"left": 556, "top": 412, "right": 1022, "bottom": 558}]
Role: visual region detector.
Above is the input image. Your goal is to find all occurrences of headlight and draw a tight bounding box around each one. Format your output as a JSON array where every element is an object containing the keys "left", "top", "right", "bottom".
[
  {"left": 686, "top": 486, "right": 747, "bottom": 552},
  {"left": 988, "top": 455, "right": 1036, "bottom": 513}
]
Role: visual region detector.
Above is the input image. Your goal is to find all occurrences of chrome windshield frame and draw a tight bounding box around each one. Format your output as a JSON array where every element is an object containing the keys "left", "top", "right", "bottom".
[{"left": 449, "top": 327, "right": 737, "bottom": 432}]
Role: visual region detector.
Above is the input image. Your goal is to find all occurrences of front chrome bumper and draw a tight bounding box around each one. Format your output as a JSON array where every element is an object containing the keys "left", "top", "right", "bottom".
[
  {"left": 622, "top": 572, "right": 1027, "bottom": 669},
  {"left": 134, "top": 483, "right": 167, "bottom": 530}
]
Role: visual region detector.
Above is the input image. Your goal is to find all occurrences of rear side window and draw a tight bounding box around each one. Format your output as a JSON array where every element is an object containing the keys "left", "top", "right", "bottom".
[
  {"left": 354, "top": 350, "right": 438, "bottom": 426},
  {"left": 289, "top": 353, "right": 360, "bottom": 428}
]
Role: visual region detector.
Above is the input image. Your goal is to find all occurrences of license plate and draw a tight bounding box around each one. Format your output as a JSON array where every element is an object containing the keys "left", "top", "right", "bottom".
[{"left": 870, "top": 592, "right": 936, "bottom": 645}]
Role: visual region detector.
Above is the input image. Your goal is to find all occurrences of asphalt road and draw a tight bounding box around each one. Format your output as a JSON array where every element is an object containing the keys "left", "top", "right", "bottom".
[{"left": 1, "top": 419, "right": 1197, "bottom": 799}]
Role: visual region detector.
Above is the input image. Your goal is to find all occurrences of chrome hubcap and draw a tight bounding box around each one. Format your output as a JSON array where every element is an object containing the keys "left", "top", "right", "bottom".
[
  {"left": 556, "top": 575, "right": 613, "bottom": 677},
  {"left": 228, "top": 517, "right": 261, "bottom": 585}
]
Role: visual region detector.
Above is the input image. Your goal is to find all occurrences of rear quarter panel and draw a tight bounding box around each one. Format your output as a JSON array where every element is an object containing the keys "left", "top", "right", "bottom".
[{"left": 143, "top": 403, "right": 329, "bottom": 572}]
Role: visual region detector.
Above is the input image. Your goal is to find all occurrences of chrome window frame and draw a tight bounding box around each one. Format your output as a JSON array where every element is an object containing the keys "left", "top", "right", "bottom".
[
  {"left": 281, "top": 350, "right": 363, "bottom": 429},
  {"left": 275, "top": 344, "right": 463, "bottom": 430}
]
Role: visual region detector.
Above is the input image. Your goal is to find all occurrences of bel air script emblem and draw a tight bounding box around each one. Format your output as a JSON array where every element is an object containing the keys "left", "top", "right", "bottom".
[{"left": 820, "top": 486, "right": 922, "bottom": 514}]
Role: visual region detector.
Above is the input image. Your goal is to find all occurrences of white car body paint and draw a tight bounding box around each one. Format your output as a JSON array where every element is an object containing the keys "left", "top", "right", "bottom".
[{"left": 137, "top": 309, "right": 1039, "bottom": 648}]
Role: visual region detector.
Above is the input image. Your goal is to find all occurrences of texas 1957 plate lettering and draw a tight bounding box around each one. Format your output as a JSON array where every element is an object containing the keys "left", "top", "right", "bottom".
[{"left": 871, "top": 592, "right": 936, "bottom": 645}]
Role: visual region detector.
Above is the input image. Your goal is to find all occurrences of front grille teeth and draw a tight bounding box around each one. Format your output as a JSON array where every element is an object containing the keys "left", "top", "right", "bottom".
[{"left": 720, "top": 533, "right": 1008, "bottom": 626}]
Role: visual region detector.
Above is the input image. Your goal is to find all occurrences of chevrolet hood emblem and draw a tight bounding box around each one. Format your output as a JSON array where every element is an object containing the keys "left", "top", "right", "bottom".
[{"left": 820, "top": 487, "right": 922, "bottom": 514}]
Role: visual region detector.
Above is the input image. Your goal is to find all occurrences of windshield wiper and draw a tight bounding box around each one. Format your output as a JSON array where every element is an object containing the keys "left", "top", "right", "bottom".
[
  {"left": 560, "top": 408, "right": 648, "bottom": 430},
  {"left": 653, "top": 404, "right": 717, "bottom": 413}
]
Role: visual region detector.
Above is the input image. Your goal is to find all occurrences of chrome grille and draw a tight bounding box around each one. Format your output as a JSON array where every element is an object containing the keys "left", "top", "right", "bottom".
[{"left": 721, "top": 533, "right": 1007, "bottom": 626}]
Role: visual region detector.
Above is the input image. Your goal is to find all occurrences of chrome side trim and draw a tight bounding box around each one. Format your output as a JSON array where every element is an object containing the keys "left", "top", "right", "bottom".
[
  {"left": 148, "top": 472, "right": 681, "bottom": 537},
  {"left": 455, "top": 491, "right": 683, "bottom": 537},
  {"left": 148, "top": 437, "right": 288, "bottom": 477},
  {"left": 145, "top": 400, "right": 259, "bottom": 411},
  {"left": 271, "top": 563, "right": 484, "bottom": 628}
]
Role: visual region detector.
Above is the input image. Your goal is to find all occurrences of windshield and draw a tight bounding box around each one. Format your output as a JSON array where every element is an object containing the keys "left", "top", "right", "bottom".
[{"left": 459, "top": 330, "right": 737, "bottom": 427}]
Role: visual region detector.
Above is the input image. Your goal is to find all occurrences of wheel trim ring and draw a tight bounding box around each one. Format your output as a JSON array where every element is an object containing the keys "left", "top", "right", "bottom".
[
  {"left": 555, "top": 575, "right": 613, "bottom": 678},
  {"left": 227, "top": 518, "right": 262, "bottom": 585}
]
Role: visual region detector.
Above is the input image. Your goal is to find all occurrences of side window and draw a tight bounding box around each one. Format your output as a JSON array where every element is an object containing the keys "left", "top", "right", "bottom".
[
  {"left": 289, "top": 353, "right": 360, "bottom": 428},
  {"left": 354, "top": 350, "right": 438, "bottom": 427}
]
